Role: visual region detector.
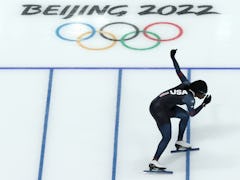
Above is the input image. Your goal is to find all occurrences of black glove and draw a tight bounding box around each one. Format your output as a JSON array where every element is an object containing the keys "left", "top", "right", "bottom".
[
  {"left": 170, "top": 49, "right": 177, "bottom": 59},
  {"left": 203, "top": 95, "right": 211, "bottom": 106}
]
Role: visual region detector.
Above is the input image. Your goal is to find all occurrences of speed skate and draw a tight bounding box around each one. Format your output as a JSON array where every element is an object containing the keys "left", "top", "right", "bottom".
[
  {"left": 171, "top": 147, "right": 200, "bottom": 153},
  {"left": 171, "top": 140, "right": 200, "bottom": 153},
  {"left": 144, "top": 166, "right": 173, "bottom": 174},
  {"left": 144, "top": 160, "right": 173, "bottom": 174},
  {"left": 144, "top": 169, "right": 173, "bottom": 174}
]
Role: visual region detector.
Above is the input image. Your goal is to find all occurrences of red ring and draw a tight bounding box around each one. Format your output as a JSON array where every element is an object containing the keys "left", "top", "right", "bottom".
[{"left": 143, "top": 22, "right": 183, "bottom": 42}]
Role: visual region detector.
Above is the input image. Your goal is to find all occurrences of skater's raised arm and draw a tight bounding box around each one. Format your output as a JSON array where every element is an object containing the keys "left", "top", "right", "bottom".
[{"left": 170, "top": 49, "right": 189, "bottom": 84}]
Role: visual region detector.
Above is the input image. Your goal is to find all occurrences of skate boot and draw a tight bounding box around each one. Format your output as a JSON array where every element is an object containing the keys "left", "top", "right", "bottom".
[
  {"left": 175, "top": 140, "right": 191, "bottom": 150},
  {"left": 149, "top": 160, "right": 166, "bottom": 171}
]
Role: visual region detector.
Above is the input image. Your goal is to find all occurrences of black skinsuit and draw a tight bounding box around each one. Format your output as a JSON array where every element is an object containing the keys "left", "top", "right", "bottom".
[{"left": 150, "top": 56, "right": 204, "bottom": 161}]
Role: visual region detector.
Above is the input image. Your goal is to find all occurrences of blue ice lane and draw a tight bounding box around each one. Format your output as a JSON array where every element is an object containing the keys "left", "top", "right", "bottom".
[
  {"left": 41, "top": 70, "right": 118, "bottom": 180},
  {"left": 0, "top": 70, "right": 50, "bottom": 180},
  {"left": 189, "top": 70, "right": 240, "bottom": 180},
  {"left": 186, "top": 69, "right": 192, "bottom": 180},
  {"left": 112, "top": 69, "right": 122, "bottom": 180},
  {"left": 38, "top": 69, "right": 54, "bottom": 180},
  {"left": 115, "top": 70, "right": 187, "bottom": 180}
]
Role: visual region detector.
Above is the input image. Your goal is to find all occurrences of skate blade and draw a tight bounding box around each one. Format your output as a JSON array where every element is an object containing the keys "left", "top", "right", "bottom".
[
  {"left": 144, "top": 169, "right": 173, "bottom": 174},
  {"left": 149, "top": 164, "right": 166, "bottom": 170},
  {"left": 171, "top": 147, "right": 200, "bottom": 153}
]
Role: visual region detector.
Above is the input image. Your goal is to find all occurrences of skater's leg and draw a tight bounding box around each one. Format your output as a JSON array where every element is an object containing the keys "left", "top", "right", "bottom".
[
  {"left": 153, "top": 123, "right": 172, "bottom": 161},
  {"left": 149, "top": 103, "right": 171, "bottom": 164},
  {"left": 171, "top": 106, "right": 189, "bottom": 141}
]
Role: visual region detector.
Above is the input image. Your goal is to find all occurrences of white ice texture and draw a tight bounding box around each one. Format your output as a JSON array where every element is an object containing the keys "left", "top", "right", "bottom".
[{"left": 0, "top": 0, "right": 240, "bottom": 180}]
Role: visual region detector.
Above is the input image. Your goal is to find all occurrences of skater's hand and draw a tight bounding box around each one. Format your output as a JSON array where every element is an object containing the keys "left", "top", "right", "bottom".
[
  {"left": 170, "top": 49, "right": 177, "bottom": 59},
  {"left": 203, "top": 95, "right": 211, "bottom": 106}
]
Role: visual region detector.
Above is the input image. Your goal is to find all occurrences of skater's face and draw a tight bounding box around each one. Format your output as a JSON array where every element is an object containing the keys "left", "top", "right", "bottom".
[{"left": 196, "top": 92, "right": 205, "bottom": 99}]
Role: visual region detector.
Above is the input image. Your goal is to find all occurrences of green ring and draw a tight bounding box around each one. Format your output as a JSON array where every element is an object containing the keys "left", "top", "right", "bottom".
[{"left": 120, "top": 30, "right": 161, "bottom": 50}]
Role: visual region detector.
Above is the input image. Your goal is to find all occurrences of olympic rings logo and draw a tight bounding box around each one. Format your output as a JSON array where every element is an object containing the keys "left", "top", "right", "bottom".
[{"left": 55, "top": 22, "right": 183, "bottom": 51}]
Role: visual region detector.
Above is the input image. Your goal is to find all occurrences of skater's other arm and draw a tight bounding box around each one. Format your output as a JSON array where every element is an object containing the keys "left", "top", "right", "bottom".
[
  {"left": 188, "top": 104, "right": 204, "bottom": 117},
  {"left": 183, "top": 95, "right": 203, "bottom": 117},
  {"left": 183, "top": 94, "right": 211, "bottom": 117},
  {"left": 170, "top": 49, "right": 189, "bottom": 84}
]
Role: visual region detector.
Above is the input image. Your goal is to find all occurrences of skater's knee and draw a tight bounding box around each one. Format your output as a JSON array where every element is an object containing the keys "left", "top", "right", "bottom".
[
  {"left": 162, "top": 134, "right": 171, "bottom": 143},
  {"left": 180, "top": 112, "right": 189, "bottom": 121},
  {"left": 175, "top": 108, "right": 189, "bottom": 121}
]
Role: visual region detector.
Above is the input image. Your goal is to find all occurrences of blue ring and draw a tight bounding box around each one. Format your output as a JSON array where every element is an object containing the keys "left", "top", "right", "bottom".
[{"left": 55, "top": 22, "right": 96, "bottom": 42}]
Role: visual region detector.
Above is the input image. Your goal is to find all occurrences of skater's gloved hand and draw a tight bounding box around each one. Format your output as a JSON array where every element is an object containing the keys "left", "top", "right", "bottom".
[
  {"left": 202, "top": 95, "right": 211, "bottom": 106},
  {"left": 170, "top": 49, "right": 177, "bottom": 59}
]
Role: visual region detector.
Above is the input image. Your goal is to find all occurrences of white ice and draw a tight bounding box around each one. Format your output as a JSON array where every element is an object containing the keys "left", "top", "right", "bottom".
[{"left": 0, "top": 69, "right": 239, "bottom": 180}]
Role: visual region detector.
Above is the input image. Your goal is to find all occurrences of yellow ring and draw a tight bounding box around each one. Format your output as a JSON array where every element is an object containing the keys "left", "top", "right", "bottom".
[{"left": 77, "top": 31, "right": 117, "bottom": 50}]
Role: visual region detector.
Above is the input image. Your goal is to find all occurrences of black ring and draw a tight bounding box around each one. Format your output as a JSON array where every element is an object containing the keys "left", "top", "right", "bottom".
[{"left": 99, "top": 22, "right": 140, "bottom": 41}]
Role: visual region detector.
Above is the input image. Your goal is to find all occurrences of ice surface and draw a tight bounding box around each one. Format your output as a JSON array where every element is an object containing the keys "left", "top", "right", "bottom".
[
  {"left": 1, "top": 68, "right": 239, "bottom": 180},
  {"left": 1, "top": 0, "right": 240, "bottom": 180}
]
